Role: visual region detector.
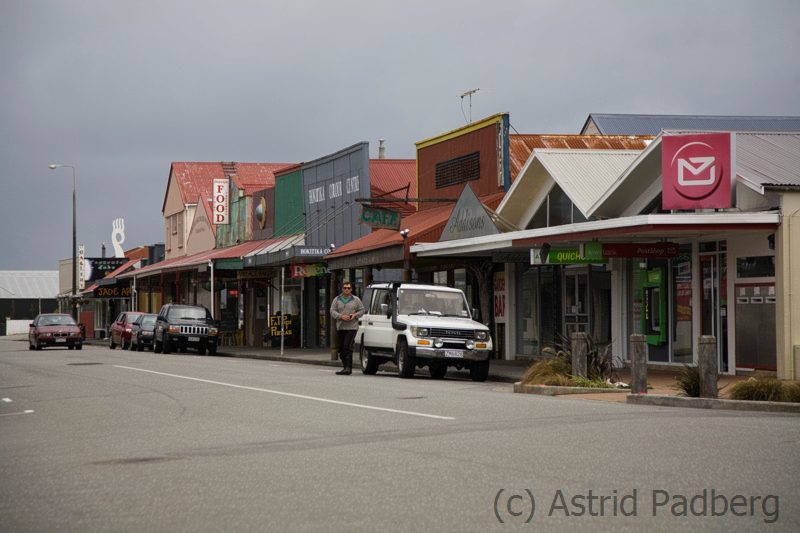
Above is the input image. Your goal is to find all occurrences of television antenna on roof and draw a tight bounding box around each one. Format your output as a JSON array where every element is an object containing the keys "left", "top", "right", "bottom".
[{"left": 460, "top": 88, "right": 480, "bottom": 124}]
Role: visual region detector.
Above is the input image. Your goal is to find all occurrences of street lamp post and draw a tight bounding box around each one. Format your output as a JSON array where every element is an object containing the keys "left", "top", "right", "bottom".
[
  {"left": 48, "top": 164, "right": 77, "bottom": 320},
  {"left": 399, "top": 228, "right": 410, "bottom": 282}
]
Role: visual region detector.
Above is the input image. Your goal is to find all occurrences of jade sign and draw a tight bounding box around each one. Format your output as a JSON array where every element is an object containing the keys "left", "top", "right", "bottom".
[{"left": 360, "top": 206, "right": 401, "bottom": 230}]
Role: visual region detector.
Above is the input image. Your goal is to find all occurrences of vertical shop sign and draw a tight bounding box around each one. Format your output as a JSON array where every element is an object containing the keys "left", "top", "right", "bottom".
[
  {"left": 78, "top": 244, "right": 86, "bottom": 290},
  {"left": 493, "top": 271, "right": 506, "bottom": 322},
  {"left": 213, "top": 178, "right": 230, "bottom": 225}
]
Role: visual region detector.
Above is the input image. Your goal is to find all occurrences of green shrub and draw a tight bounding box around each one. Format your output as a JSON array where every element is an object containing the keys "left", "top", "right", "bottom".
[
  {"left": 570, "top": 376, "right": 614, "bottom": 389},
  {"left": 674, "top": 365, "right": 701, "bottom": 397},
  {"left": 729, "top": 377, "right": 786, "bottom": 402},
  {"left": 521, "top": 355, "right": 571, "bottom": 386},
  {"left": 782, "top": 382, "right": 800, "bottom": 403}
]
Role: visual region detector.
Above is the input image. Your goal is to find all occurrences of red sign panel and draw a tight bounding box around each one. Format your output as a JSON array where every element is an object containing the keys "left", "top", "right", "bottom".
[
  {"left": 662, "top": 133, "right": 732, "bottom": 210},
  {"left": 601, "top": 243, "right": 680, "bottom": 259}
]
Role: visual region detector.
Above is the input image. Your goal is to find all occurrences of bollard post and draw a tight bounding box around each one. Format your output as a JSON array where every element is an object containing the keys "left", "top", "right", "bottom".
[
  {"left": 330, "top": 271, "right": 339, "bottom": 361},
  {"left": 698, "top": 335, "right": 718, "bottom": 398},
  {"left": 571, "top": 331, "right": 588, "bottom": 378},
  {"left": 630, "top": 334, "right": 647, "bottom": 394}
]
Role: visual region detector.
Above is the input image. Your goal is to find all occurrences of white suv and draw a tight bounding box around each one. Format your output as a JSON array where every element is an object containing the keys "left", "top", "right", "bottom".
[{"left": 355, "top": 282, "right": 493, "bottom": 381}]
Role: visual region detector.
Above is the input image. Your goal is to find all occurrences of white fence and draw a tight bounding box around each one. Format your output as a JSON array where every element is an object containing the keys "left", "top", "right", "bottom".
[{"left": 5, "top": 319, "right": 32, "bottom": 335}]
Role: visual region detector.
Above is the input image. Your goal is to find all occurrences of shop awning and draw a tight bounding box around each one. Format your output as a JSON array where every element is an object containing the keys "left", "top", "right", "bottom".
[
  {"left": 411, "top": 212, "right": 781, "bottom": 257},
  {"left": 118, "top": 238, "right": 284, "bottom": 280},
  {"left": 243, "top": 234, "right": 306, "bottom": 267}
]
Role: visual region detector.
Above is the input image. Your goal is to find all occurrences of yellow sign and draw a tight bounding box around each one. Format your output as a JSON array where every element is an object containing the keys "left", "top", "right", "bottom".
[{"left": 269, "top": 315, "right": 293, "bottom": 337}]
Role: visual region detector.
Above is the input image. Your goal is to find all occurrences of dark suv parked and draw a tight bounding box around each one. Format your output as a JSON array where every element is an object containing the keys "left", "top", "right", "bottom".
[{"left": 153, "top": 304, "right": 218, "bottom": 355}]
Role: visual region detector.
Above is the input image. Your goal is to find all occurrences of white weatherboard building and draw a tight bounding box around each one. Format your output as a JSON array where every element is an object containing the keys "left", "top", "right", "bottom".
[{"left": 412, "top": 131, "right": 800, "bottom": 380}]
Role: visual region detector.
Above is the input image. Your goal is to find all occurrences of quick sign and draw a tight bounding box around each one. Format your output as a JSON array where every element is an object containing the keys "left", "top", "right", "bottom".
[
  {"left": 662, "top": 133, "right": 732, "bottom": 210},
  {"left": 213, "top": 178, "right": 230, "bottom": 225},
  {"left": 531, "top": 248, "right": 607, "bottom": 265},
  {"left": 360, "top": 206, "right": 401, "bottom": 230}
]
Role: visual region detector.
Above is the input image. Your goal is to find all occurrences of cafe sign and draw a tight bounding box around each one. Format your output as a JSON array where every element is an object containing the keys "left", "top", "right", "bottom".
[{"left": 360, "top": 206, "right": 401, "bottom": 230}]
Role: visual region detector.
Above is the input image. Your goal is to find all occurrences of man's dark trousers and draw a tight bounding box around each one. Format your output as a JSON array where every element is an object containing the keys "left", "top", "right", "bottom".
[{"left": 337, "top": 329, "right": 357, "bottom": 370}]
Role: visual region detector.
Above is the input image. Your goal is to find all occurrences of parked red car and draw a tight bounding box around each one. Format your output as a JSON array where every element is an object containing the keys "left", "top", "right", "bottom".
[
  {"left": 29, "top": 314, "right": 83, "bottom": 350},
  {"left": 109, "top": 312, "right": 144, "bottom": 350}
]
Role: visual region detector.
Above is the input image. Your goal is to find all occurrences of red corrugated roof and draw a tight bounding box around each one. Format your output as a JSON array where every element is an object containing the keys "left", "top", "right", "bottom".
[
  {"left": 508, "top": 134, "right": 653, "bottom": 182},
  {"left": 165, "top": 162, "right": 294, "bottom": 213},
  {"left": 327, "top": 192, "right": 505, "bottom": 259},
  {"left": 232, "top": 163, "right": 294, "bottom": 195},
  {"left": 120, "top": 238, "right": 286, "bottom": 279},
  {"left": 369, "top": 159, "right": 417, "bottom": 215},
  {"left": 102, "top": 258, "right": 141, "bottom": 280}
]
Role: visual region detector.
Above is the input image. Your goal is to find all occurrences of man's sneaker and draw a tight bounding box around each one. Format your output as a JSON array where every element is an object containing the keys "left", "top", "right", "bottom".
[{"left": 336, "top": 369, "right": 352, "bottom": 375}]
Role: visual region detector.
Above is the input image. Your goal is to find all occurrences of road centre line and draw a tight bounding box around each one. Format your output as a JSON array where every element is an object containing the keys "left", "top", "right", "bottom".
[
  {"left": 0, "top": 410, "right": 34, "bottom": 417},
  {"left": 2, "top": 398, "right": 12, "bottom": 402},
  {"left": 114, "top": 365, "right": 455, "bottom": 420}
]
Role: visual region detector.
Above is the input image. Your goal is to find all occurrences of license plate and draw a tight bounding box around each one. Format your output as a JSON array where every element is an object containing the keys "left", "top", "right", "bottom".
[
  {"left": 55, "top": 338, "right": 66, "bottom": 343},
  {"left": 188, "top": 336, "right": 200, "bottom": 342},
  {"left": 444, "top": 349, "right": 464, "bottom": 358}
]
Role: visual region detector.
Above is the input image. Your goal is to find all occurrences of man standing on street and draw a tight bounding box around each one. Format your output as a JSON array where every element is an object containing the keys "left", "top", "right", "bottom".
[{"left": 329, "top": 282, "right": 365, "bottom": 375}]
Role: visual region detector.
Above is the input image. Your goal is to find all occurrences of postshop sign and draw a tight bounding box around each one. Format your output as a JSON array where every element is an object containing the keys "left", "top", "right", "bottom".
[{"left": 662, "top": 132, "right": 733, "bottom": 210}]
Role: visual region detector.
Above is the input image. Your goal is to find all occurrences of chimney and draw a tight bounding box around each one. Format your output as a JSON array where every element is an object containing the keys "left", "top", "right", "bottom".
[{"left": 378, "top": 139, "right": 386, "bottom": 159}]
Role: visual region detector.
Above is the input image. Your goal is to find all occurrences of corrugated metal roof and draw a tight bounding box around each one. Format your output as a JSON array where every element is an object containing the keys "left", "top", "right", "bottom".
[
  {"left": 119, "top": 238, "right": 284, "bottom": 279},
  {"left": 589, "top": 131, "right": 800, "bottom": 217},
  {"left": 369, "top": 159, "right": 417, "bottom": 214},
  {"left": 509, "top": 135, "right": 651, "bottom": 182},
  {"left": 165, "top": 162, "right": 294, "bottom": 213},
  {"left": 584, "top": 114, "right": 800, "bottom": 135},
  {"left": 735, "top": 132, "right": 800, "bottom": 189},
  {"left": 327, "top": 193, "right": 505, "bottom": 259},
  {"left": 535, "top": 150, "right": 644, "bottom": 215},
  {"left": 0, "top": 271, "right": 59, "bottom": 299}
]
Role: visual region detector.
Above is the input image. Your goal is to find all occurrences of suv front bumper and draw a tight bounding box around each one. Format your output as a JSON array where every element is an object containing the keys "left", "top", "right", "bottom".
[{"left": 410, "top": 345, "right": 491, "bottom": 361}]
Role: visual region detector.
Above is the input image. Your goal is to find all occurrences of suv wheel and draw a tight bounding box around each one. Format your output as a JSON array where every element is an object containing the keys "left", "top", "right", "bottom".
[
  {"left": 429, "top": 364, "right": 447, "bottom": 379},
  {"left": 208, "top": 345, "right": 217, "bottom": 356},
  {"left": 360, "top": 343, "right": 379, "bottom": 375},
  {"left": 162, "top": 338, "right": 171, "bottom": 354},
  {"left": 397, "top": 339, "right": 415, "bottom": 379},
  {"left": 470, "top": 359, "right": 490, "bottom": 382}
]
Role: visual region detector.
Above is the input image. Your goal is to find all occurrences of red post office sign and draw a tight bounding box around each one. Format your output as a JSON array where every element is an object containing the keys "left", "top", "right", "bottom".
[{"left": 662, "top": 132, "right": 733, "bottom": 210}]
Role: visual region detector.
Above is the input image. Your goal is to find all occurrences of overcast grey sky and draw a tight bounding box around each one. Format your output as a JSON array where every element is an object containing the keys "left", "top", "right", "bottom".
[{"left": 2, "top": 0, "right": 799, "bottom": 270}]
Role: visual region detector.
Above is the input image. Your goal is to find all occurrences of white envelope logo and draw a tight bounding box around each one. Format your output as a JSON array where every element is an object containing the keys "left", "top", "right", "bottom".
[{"left": 677, "top": 156, "right": 716, "bottom": 186}]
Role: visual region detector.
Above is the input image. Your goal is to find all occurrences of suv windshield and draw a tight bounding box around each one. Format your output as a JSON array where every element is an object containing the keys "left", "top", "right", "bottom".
[
  {"left": 397, "top": 289, "right": 469, "bottom": 317},
  {"left": 167, "top": 307, "right": 209, "bottom": 321}
]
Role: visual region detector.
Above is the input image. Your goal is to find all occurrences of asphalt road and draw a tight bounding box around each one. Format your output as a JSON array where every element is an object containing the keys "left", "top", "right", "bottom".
[{"left": 1, "top": 338, "right": 798, "bottom": 532}]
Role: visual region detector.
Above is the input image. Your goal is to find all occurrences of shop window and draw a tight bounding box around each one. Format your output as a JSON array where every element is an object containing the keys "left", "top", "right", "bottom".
[
  {"left": 529, "top": 201, "right": 548, "bottom": 230},
  {"left": 736, "top": 256, "right": 775, "bottom": 278},
  {"left": 515, "top": 264, "right": 539, "bottom": 356},
  {"left": 672, "top": 247, "right": 693, "bottom": 363},
  {"left": 547, "top": 187, "right": 572, "bottom": 227}
]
